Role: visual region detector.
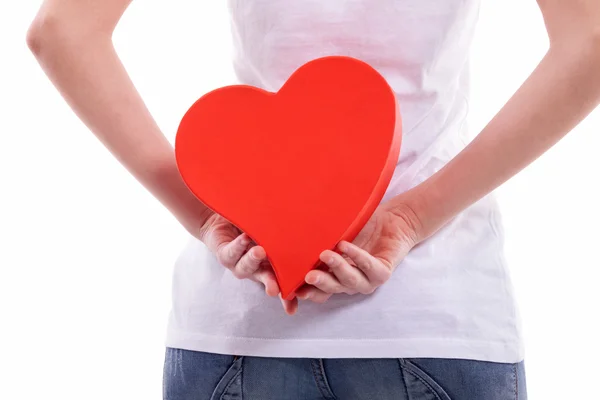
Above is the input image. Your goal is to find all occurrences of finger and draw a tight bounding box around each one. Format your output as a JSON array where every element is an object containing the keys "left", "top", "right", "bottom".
[
  {"left": 319, "top": 250, "right": 371, "bottom": 294},
  {"left": 231, "top": 245, "right": 266, "bottom": 279},
  {"left": 338, "top": 241, "right": 391, "bottom": 286},
  {"left": 215, "top": 233, "right": 251, "bottom": 268},
  {"left": 295, "top": 285, "right": 332, "bottom": 303},
  {"left": 280, "top": 294, "right": 298, "bottom": 315},
  {"left": 253, "top": 267, "right": 280, "bottom": 297},
  {"left": 305, "top": 269, "right": 353, "bottom": 295}
]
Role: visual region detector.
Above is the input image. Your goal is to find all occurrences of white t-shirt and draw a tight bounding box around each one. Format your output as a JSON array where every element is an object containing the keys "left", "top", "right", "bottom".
[{"left": 165, "top": 0, "right": 524, "bottom": 363}]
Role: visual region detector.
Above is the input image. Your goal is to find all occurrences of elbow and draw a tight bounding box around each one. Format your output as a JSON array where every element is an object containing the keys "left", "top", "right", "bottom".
[
  {"left": 26, "top": 10, "right": 63, "bottom": 57},
  {"left": 26, "top": 13, "right": 107, "bottom": 59},
  {"left": 26, "top": 19, "right": 46, "bottom": 57},
  {"left": 26, "top": 14, "right": 70, "bottom": 59}
]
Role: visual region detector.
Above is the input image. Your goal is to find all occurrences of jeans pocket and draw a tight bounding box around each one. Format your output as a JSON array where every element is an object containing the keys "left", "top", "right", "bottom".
[
  {"left": 163, "top": 348, "right": 243, "bottom": 400},
  {"left": 210, "top": 356, "right": 244, "bottom": 400},
  {"left": 400, "top": 358, "right": 526, "bottom": 400},
  {"left": 398, "top": 359, "right": 452, "bottom": 400}
]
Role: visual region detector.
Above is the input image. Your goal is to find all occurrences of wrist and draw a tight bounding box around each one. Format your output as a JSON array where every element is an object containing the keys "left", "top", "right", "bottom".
[
  {"left": 144, "top": 151, "right": 213, "bottom": 234},
  {"left": 384, "top": 181, "right": 446, "bottom": 243}
]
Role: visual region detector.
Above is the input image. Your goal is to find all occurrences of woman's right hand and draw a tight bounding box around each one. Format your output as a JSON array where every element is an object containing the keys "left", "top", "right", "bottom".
[{"left": 197, "top": 212, "right": 299, "bottom": 314}]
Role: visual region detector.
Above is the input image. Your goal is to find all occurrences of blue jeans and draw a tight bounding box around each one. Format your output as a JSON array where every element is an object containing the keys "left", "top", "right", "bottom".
[{"left": 163, "top": 348, "right": 527, "bottom": 400}]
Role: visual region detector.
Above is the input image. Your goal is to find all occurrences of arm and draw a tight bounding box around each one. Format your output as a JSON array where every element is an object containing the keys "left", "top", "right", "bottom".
[
  {"left": 27, "top": 2, "right": 293, "bottom": 312},
  {"left": 400, "top": 0, "right": 600, "bottom": 241},
  {"left": 26, "top": 0, "right": 212, "bottom": 234},
  {"left": 302, "top": 0, "right": 600, "bottom": 300}
]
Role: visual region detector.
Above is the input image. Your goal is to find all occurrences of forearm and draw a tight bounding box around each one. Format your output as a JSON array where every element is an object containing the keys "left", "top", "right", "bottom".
[
  {"left": 396, "top": 37, "right": 600, "bottom": 240},
  {"left": 27, "top": 11, "right": 211, "bottom": 231}
]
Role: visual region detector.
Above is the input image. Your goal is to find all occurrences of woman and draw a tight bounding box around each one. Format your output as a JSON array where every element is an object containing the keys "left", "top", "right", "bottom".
[{"left": 26, "top": 0, "right": 600, "bottom": 399}]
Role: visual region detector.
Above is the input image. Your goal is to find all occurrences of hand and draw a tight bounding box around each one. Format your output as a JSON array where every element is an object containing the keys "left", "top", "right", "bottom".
[
  {"left": 296, "top": 202, "right": 422, "bottom": 303},
  {"left": 198, "top": 212, "right": 298, "bottom": 314}
]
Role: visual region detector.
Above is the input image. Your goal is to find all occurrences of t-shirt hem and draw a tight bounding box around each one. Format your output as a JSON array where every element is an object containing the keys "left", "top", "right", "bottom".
[{"left": 165, "top": 329, "right": 525, "bottom": 364}]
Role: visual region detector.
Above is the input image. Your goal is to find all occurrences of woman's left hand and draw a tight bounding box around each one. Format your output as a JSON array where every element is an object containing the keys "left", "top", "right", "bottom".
[{"left": 295, "top": 202, "right": 423, "bottom": 303}]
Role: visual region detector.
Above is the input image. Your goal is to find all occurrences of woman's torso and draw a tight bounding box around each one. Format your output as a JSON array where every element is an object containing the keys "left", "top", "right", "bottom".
[{"left": 165, "top": 0, "right": 524, "bottom": 363}]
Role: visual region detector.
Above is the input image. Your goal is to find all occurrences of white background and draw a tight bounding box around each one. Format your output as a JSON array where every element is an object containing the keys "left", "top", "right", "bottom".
[{"left": 1, "top": 1, "right": 599, "bottom": 399}]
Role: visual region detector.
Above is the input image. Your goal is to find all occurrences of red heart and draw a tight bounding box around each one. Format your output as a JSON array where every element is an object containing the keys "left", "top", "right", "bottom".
[{"left": 175, "top": 56, "right": 401, "bottom": 299}]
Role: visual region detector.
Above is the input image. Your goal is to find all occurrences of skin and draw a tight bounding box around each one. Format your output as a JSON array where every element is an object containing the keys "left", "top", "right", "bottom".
[{"left": 27, "top": 0, "right": 600, "bottom": 315}]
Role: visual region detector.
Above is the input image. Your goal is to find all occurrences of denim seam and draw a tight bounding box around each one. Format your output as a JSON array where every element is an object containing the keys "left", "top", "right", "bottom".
[
  {"left": 310, "top": 359, "right": 337, "bottom": 400},
  {"left": 177, "top": 349, "right": 185, "bottom": 386},
  {"left": 514, "top": 363, "right": 518, "bottom": 400},
  {"left": 309, "top": 360, "right": 327, "bottom": 399},
  {"left": 399, "top": 362, "right": 444, "bottom": 400},
  {"left": 318, "top": 359, "right": 337, "bottom": 400},
  {"left": 219, "top": 360, "right": 243, "bottom": 400},
  {"left": 398, "top": 359, "right": 410, "bottom": 398}
]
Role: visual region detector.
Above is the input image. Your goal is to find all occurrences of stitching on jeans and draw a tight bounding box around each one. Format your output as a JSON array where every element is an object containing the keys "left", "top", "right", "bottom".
[
  {"left": 219, "top": 359, "right": 243, "bottom": 400},
  {"left": 310, "top": 360, "right": 335, "bottom": 399},
  {"left": 399, "top": 364, "right": 443, "bottom": 400},
  {"left": 398, "top": 360, "right": 411, "bottom": 399},
  {"left": 514, "top": 363, "right": 518, "bottom": 400},
  {"left": 219, "top": 369, "right": 242, "bottom": 400},
  {"left": 310, "top": 360, "right": 327, "bottom": 399},
  {"left": 318, "top": 359, "right": 337, "bottom": 400}
]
